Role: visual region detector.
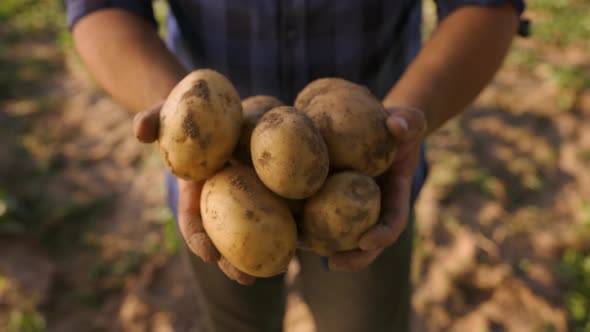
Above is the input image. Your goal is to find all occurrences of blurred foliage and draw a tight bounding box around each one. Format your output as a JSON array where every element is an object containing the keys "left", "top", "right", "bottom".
[
  {"left": 530, "top": 0, "right": 590, "bottom": 48},
  {"left": 544, "top": 64, "right": 590, "bottom": 110},
  {"left": 560, "top": 249, "right": 590, "bottom": 331},
  {"left": 0, "top": 0, "right": 69, "bottom": 48},
  {"left": 0, "top": 191, "right": 20, "bottom": 233},
  {"left": 7, "top": 309, "right": 46, "bottom": 332},
  {"left": 506, "top": 0, "right": 590, "bottom": 111},
  {"left": 154, "top": 0, "right": 171, "bottom": 38},
  {"left": 64, "top": 288, "right": 103, "bottom": 308},
  {"left": 0, "top": 0, "right": 67, "bottom": 100},
  {"left": 580, "top": 200, "right": 590, "bottom": 233},
  {"left": 0, "top": 0, "right": 588, "bottom": 330},
  {"left": 161, "top": 208, "right": 180, "bottom": 254},
  {"left": 0, "top": 0, "right": 107, "bottom": 245},
  {"left": 90, "top": 251, "right": 144, "bottom": 281},
  {"left": 0, "top": 187, "right": 109, "bottom": 251}
]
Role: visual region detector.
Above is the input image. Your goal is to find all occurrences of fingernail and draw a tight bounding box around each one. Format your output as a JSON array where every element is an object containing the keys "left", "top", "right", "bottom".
[{"left": 394, "top": 116, "right": 408, "bottom": 131}]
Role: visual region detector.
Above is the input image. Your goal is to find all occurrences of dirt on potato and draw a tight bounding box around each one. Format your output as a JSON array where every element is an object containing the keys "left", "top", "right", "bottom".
[{"left": 2, "top": 1, "right": 590, "bottom": 332}]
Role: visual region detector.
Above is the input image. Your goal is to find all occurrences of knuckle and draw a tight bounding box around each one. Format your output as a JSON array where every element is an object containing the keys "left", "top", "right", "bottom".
[
  {"left": 383, "top": 225, "right": 399, "bottom": 241},
  {"left": 183, "top": 217, "right": 198, "bottom": 230},
  {"left": 179, "top": 211, "right": 202, "bottom": 229},
  {"left": 200, "top": 251, "right": 217, "bottom": 263},
  {"left": 372, "top": 228, "right": 394, "bottom": 247},
  {"left": 384, "top": 231, "right": 397, "bottom": 244},
  {"left": 237, "top": 274, "right": 253, "bottom": 285},
  {"left": 346, "top": 263, "right": 362, "bottom": 272},
  {"left": 346, "top": 262, "right": 365, "bottom": 272},
  {"left": 133, "top": 112, "right": 144, "bottom": 124}
]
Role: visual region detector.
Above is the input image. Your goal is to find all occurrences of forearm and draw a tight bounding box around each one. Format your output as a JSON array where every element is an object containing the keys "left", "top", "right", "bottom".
[
  {"left": 383, "top": 4, "right": 518, "bottom": 135},
  {"left": 72, "top": 9, "right": 187, "bottom": 112}
]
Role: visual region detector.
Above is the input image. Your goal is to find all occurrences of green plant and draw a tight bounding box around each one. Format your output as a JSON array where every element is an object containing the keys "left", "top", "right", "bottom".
[
  {"left": 8, "top": 309, "right": 46, "bottom": 332},
  {"left": 154, "top": 0, "right": 170, "bottom": 38},
  {"left": 506, "top": 46, "right": 542, "bottom": 70},
  {"left": 530, "top": 0, "right": 590, "bottom": 49},
  {"left": 0, "top": 0, "right": 66, "bottom": 39},
  {"left": 161, "top": 208, "right": 180, "bottom": 254},
  {"left": 89, "top": 251, "right": 144, "bottom": 280},
  {"left": 561, "top": 249, "right": 590, "bottom": 331},
  {"left": 549, "top": 66, "right": 590, "bottom": 92}
]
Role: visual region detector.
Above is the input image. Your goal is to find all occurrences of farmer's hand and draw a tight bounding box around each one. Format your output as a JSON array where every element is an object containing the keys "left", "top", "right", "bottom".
[
  {"left": 328, "top": 106, "right": 427, "bottom": 272},
  {"left": 133, "top": 102, "right": 255, "bottom": 285}
]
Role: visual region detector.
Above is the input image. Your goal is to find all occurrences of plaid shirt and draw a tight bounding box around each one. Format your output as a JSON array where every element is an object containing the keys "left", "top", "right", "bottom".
[
  {"left": 67, "top": 0, "right": 524, "bottom": 214},
  {"left": 67, "top": 0, "right": 524, "bottom": 103}
]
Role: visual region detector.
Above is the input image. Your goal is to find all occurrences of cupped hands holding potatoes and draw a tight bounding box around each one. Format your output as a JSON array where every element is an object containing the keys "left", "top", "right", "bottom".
[
  {"left": 133, "top": 69, "right": 427, "bottom": 284},
  {"left": 294, "top": 78, "right": 427, "bottom": 271}
]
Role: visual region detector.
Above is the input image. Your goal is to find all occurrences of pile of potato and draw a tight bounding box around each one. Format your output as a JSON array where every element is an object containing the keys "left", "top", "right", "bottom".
[{"left": 158, "top": 70, "right": 396, "bottom": 277}]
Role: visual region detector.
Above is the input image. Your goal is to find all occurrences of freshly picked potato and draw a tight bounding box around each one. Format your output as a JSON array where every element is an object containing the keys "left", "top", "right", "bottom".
[
  {"left": 295, "top": 78, "right": 396, "bottom": 177},
  {"left": 200, "top": 165, "right": 297, "bottom": 277},
  {"left": 251, "top": 106, "right": 329, "bottom": 199},
  {"left": 300, "top": 171, "right": 381, "bottom": 256},
  {"left": 294, "top": 77, "right": 372, "bottom": 111},
  {"left": 159, "top": 69, "right": 242, "bottom": 180},
  {"left": 234, "top": 95, "right": 284, "bottom": 165}
]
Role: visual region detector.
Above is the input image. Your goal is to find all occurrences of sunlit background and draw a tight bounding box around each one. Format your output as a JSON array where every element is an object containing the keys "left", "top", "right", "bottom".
[{"left": 0, "top": 1, "right": 589, "bottom": 331}]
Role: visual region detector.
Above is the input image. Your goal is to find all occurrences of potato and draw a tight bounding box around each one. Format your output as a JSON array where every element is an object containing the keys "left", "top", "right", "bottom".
[
  {"left": 233, "top": 95, "right": 284, "bottom": 165},
  {"left": 294, "top": 77, "right": 371, "bottom": 111},
  {"left": 298, "top": 85, "right": 396, "bottom": 177},
  {"left": 201, "top": 165, "right": 297, "bottom": 277},
  {"left": 251, "top": 106, "right": 329, "bottom": 199},
  {"left": 159, "top": 69, "right": 242, "bottom": 180},
  {"left": 300, "top": 171, "right": 380, "bottom": 256}
]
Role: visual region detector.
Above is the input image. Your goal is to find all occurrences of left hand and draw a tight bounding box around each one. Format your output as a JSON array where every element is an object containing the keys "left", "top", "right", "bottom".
[
  {"left": 328, "top": 106, "right": 427, "bottom": 272},
  {"left": 133, "top": 102, "right": 255, "bottom": 285}
]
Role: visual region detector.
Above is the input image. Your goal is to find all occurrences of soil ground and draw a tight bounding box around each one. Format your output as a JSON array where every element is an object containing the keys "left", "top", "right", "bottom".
[{"left": 1, "top": 1, "right": 589, "bottom": 331}]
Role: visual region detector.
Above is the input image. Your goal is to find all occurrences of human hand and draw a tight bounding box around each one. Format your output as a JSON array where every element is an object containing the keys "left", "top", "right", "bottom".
[
  {"left": 328, "top": 106, "right": 427, "bottom": 272},
  {"left": 133, "top": 102, "right": 255, "bottom": 285}
]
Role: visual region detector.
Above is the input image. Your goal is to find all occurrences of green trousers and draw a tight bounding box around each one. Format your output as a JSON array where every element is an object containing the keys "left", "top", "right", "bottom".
[{"left": 186, "top": 221, "right": 413, "bottom": 332}]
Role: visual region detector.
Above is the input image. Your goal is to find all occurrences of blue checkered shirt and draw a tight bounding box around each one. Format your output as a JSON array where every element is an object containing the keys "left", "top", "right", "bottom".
[
  {"left": 66, "top": 0, "right": 525, "bottom": 217},
  {"left": 67, "top": 0, "right": 524, "bottom": 103}
]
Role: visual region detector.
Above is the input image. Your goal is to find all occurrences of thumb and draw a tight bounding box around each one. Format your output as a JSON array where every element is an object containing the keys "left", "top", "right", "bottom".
[
  {"left": 133, "top": 101, "right": 163, "bottom": 143},
  {"left": 385, "top": 107, "right": 427, "bottom": 143}
]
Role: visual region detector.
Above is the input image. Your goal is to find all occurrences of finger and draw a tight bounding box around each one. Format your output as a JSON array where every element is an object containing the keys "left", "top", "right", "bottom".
[
  {"left": 385, "top": 107, "right": 427, "bottom": 142},
  {"left": 359, "top": 200, "right": 409, "bottom": 251},
  {"left": 177, "top": 179, "right": 220, "bottom": 263},
  {"left": 328, "top": 249, "right": 382, "bottom": 272},
  {"left": 359, "top": 178, "right": 411, "bottom": 251},
  {"left": 218, "top": 257, "right": 256, "bottom": 286},
  {"left": 358, "top": 222, "right": 406, "bottom": 251},
  {"left": 185, "top": 232, "right": 220, "bottom": 263},
  {"left": 133, "top": 101, "right": 163, "bottom": 143}
]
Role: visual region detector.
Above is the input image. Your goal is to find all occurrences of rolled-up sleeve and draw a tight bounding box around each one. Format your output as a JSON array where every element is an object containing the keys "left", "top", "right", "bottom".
[
  {"left": 66, "top": 0, "right": 156, "bottom": 30},
  {"left": 437, "top": 0, "right": 525, "bottom": 17},
  {"left": 436, "top": 0, "right": 527, "bottom": 35}
]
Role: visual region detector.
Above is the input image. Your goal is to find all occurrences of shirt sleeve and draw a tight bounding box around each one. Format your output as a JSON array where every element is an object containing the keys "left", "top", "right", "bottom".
[
  {"left": 436, "top": 0, "right": 528, "bottom": 35},
  {"left": 66, "top": 0, "right": 157, "bottom": 30}
]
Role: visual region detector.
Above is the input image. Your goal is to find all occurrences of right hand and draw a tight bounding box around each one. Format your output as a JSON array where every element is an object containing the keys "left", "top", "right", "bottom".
[{"left": 133, "top": 101, "right": 255, "bottom": 285}]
